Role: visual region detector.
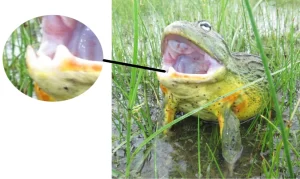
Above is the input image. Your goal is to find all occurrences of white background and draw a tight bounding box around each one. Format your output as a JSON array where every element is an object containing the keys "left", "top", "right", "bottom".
[{"left": 0, "top": 1, "right": 112, "bottom": 178}]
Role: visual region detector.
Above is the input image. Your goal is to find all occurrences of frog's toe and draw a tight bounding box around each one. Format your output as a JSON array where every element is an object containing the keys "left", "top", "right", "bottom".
[{"left": 222, "top": 145, "right": 243, "bottom": 164}]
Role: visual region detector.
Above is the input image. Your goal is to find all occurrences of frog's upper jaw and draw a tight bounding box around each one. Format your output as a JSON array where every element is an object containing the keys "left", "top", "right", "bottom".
[
  {"left": 38, "top": 15, "right": 103, "bottom": 62},
  {"left": 158, "top": 34, "right": 226, "bottom": 83}
]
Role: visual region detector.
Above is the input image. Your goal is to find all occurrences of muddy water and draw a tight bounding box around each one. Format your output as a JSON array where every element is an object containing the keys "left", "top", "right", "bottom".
[{"left": 112, "top": 112, "right": 265, "bottom": 178}]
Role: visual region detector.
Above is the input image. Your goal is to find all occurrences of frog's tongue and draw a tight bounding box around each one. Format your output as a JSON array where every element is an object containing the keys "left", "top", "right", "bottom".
[
  {"left": 162, "top": 35, "right": 222, "bottom": 75},
  {"left": 37, "top": 15, "right": 103, "bottom": 61},
  {"left": 174, "top": 54, "right": 210, "bottom": 74}
]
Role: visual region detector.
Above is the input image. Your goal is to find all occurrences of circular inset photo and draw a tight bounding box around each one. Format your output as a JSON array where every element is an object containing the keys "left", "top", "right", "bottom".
[{"left": 3, "top": 15, "right": 103, "bottom": 101}]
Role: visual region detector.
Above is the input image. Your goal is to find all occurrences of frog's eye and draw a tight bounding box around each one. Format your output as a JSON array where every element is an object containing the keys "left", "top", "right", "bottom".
[{"left": 198, "top": 21, "right": 211, "bottom": 32}]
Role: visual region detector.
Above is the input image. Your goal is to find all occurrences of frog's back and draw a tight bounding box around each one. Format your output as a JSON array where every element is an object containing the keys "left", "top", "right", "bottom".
[{"left": 231, "top": 52, "right": 266, "bottom": 83}]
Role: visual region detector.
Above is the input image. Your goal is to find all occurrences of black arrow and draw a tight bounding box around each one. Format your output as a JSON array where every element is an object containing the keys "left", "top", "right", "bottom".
[{"left": 103, "top": 59, "right": 166, "bottom": 73}]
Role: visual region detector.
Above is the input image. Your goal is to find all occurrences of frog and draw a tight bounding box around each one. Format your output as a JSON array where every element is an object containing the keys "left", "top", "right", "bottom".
[
  {"left": 26, "top": 15, "right": 103, "bottom": 101},
  {"left": 156, "top": 20, "right": 269, "bottom": 173}
]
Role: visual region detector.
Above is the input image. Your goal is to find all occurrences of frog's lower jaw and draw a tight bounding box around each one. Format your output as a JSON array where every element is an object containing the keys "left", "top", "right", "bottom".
[{"left": 26, "top": 45, "right": 103, "bottom": 101}]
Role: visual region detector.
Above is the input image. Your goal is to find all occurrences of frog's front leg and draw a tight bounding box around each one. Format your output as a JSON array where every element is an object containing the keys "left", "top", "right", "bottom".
[
  {"left": 218, "top": 107, "right": 243, "bottom": 176},
  {"left": 162, "top": 92, "right": 178, "bottom": 134}
]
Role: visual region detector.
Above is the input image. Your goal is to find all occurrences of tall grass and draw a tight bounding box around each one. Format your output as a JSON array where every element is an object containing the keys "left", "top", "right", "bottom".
[
  {"left": 112, "top": 0, "right": 300, "bottom": 177},
  {"left": 3, "top": 19, "right": 41, "bottom": 97},
  {"left": 244, "top": 0, "right": 293, "bottom": 177}
]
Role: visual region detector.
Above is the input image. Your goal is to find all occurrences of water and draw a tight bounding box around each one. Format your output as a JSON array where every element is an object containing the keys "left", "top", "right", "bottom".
[{"left": 113, "top": 114, "right": 266, "bottom": 178}]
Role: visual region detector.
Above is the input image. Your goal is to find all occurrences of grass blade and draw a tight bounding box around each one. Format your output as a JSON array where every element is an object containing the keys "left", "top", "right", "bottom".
[
  {"left": 244, "top": 0, "right": 294, "bottom": 177},
  {"left": 125, "top": 0, "right": 140, "bottom": 177}
]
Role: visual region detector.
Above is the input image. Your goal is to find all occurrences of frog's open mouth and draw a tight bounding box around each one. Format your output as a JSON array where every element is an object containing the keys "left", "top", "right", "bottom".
[
  {"left": 25, "top": 15, "right": 103, "bottom": 101},
  {"left": 162, "top": 34, "right": 223, "bottom": 75},
  {"left": 27, "top": 15, "right": 103, "bottom": 65}
]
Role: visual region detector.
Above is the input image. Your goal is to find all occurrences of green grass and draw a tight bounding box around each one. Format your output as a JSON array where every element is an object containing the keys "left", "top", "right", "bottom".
[
  {"left": 112, "top": 0, "right": 300, "bottom": 178},
  {"left": 3, "top": 18, "right": 41, "bottom": 97},
  {"left": 244, "top": 0, "right": 293, "bottom": 177}
]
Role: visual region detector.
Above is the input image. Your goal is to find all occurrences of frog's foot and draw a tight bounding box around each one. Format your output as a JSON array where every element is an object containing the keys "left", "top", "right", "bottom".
[
  {"left": 26, "top": 15, "right": 103, "bottom": 101},
  {"left": 225, "top": 146, "right": 243, "bottom": 177},
  {"left": 218, "top": 108, "right": 243, "bottom": 171},
  {"left": 162, "top": 92, "right": 178, "bottom": 134}
]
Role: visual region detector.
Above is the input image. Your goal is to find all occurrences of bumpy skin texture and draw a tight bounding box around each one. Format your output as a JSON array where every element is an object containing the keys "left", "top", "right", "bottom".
[{"left": 157, "top": 20, "right": 268, "bottom": 166}]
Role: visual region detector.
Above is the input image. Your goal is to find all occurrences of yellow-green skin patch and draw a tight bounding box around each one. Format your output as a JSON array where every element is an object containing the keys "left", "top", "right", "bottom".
[{"left": 160, "top": 70, "right": 266, "bottom": 127}]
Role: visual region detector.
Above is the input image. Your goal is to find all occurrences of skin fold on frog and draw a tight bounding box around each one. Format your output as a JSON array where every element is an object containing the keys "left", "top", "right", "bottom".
[
  {"left": 26, "top": 15, "right": 103, "bottom": 101},
  {"left": 157, "top": 20, "right": 269, "bottom": 176}
]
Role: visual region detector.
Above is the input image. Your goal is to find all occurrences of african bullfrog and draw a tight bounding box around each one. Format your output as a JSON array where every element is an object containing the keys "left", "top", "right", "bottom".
[
  {"left": 157, "top": 20, "right": 268, "bottom": 173},
  {"left": 26, "top": 15, "right": 103, "bottom": 101}
]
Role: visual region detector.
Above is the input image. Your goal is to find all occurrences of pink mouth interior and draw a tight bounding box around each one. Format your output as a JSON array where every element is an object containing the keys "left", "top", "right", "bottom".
[
  {"left": 162, "top": 35, "right": 222, "bottom": 74},
  {"left": 39, "top": 15, "right": 103, "bottom": 61}
]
